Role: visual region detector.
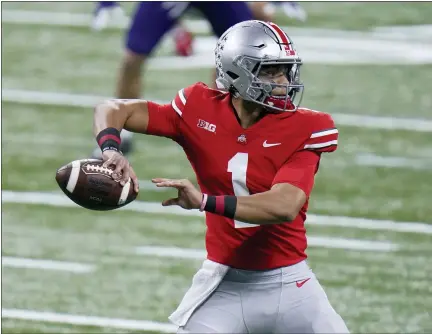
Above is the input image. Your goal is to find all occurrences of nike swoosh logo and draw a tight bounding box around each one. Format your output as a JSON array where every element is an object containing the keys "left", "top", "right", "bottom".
[
  {"left": 296, "top": 278, "right": 311, "bottom": 288},
  {"left": 263, "top": 140, "right": 282, "bottom": 148}
]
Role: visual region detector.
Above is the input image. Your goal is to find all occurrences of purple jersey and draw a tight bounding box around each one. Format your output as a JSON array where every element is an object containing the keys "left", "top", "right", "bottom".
[{"left": 126, "top": 1, "right": 253, "bottom": 55}]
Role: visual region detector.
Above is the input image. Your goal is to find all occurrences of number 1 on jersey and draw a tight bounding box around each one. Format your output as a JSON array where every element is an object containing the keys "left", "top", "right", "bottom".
[{"left": 227, "top": 153, "right": 256, "bottom": 228}]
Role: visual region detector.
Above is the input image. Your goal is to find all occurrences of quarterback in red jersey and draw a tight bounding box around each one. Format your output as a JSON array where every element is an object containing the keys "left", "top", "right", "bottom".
[{"left": 93, "top": 20, "right": 348, "bottom": 334}]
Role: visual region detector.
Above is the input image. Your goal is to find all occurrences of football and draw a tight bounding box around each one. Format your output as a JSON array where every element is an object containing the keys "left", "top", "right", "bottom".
[{"left": 55, "top": 159, "right": 138, "bottom": 211}]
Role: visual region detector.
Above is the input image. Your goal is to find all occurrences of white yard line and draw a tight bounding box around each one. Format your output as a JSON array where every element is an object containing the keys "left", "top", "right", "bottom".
[
  {"left": 3, "top": 10, "right": 432, "bottom": 65},
  {"left": 0, "top": 9, "right": 151, "bottom": 30},
  {"left": 306, "top": 236, "right": 398, "bottom": 251},
  {"left": 3, "top": 89, "right": 432, "bottom": 132},
  {"left": 136, "top": 235, "right": 399, "bottom": 259},
  {"left": 2, "top": 309, "right": 177, "bottom": 333},
  {"left": 329, "top": 113, "right": 432, "bottom": 133},
  {"left": 355, "top": 153, "right": 431, "bottom": 170},
  {"left": 138, "top": 180, "right": 169, "bottom": 192},
  {"left": 137, "top": 246, "right": 206, "bottom": 260},
  {"left": 0, "top": 10, "right": 388, "bottom": 35},
  {"left": 4, "top": 9, "right": 432, "bottom": 41},
  {"left": 1, "top": 89, "right": 135, "bottom": 108},
  {"left": 305, "top": 214, "right": 432, "bottom": 234},
  {"left": 2, "top": 257, "right": 94, "bottom": 273},
  {"left": 2, "top": 190, "right": 432, "bottom": 234},
  {"left": 373, "top": 25, "right": 432, "bottom": 39}
]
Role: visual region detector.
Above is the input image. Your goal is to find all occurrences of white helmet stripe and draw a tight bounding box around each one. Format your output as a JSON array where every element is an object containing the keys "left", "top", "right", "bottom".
[
  {"left": 262, "top": 21, "right": 289, "bottom": 46},
  {"left": 261, "top": 21, "right": 284, "bottom": 44}
]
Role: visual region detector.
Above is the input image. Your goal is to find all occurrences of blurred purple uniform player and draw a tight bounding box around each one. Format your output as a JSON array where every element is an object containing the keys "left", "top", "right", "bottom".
[
  {"left": 92, "top": 2, "right": 253, "bottom": 157},
  {"left": 128, "top": 2, "right": 252, "bottom": 56}
]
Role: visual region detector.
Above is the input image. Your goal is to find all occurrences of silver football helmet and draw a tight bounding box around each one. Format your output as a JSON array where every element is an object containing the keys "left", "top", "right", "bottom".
[{"left": 215, "top": 20, "right": 304, "bottom": 112}]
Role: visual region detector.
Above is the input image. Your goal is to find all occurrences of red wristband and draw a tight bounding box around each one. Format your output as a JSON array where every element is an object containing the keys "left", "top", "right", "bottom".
[
  {"left": 96, "top": 128, "right": 121, "bottom": 152},
  {"left": 203, "top": 195, "right": 237, "bottom": 219}
]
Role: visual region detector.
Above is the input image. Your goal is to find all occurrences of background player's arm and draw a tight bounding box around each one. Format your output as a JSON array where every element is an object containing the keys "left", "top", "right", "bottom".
[{"left": 93, "top": 99, "right": 150, "bottom": 136}]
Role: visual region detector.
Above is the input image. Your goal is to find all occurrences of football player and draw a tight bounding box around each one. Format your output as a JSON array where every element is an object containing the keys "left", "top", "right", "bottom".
[{"left": 93, "top": 20, "right": 349, "bottom": 333}]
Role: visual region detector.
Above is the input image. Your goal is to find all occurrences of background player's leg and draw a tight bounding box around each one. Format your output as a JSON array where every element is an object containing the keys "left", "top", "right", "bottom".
[
  {"left": 119, "top": 1, "right": 185, "bottom": 99},
  {"left": 275, "top": 273, "right": 349, "bottom": 333},
  {"left": 192, "top": 2, "right": 253, "bottom": 89},
  {"left": 116, "top": 50, "right": 145, "bottom": 100}
]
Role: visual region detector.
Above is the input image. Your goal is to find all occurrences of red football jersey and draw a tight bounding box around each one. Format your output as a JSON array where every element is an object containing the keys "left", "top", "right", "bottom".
[{"left": 146, "top": 82, "right": 338, "bottom": 270}]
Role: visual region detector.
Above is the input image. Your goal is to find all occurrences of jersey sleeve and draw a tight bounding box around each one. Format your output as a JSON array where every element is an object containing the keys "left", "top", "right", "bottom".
[
  {"left": 302, "top": 112, "right": 338, "bottom": 153},
  {"left": 145, "top": 84, "right": 196, "bottom": 140},
  {"left": 271, "top": 150, "right": 320, "bottom": 197}
]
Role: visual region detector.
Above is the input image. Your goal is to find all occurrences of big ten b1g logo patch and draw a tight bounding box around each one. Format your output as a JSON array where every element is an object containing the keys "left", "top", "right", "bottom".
[{"left": 197, "top": 119, "right": 216, "bottom": 134}]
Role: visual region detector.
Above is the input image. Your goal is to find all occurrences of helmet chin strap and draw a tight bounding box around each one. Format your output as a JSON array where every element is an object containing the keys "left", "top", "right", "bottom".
[
  {"left": 262, "top": 82, "right": 295, "bottom": 111},
  {"left": 264, "top": 96, "right": 295, "bottom": 111}
]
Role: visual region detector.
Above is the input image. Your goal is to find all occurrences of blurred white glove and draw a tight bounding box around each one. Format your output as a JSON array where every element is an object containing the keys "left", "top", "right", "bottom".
[
  {"left": 91, "top": 1, "right": 129, "bottom": 31},
  {"left": 272, "top": 2, "right": 307, "bottom": 22}
]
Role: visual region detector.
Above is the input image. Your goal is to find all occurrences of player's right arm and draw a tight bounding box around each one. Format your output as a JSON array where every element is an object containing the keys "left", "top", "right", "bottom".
[
  {"left": 93, "top": 99, "right": 150, "bottom": 135},
  {"left": 93, "top": 85, "right": 195, "bottom": 139},
  {"left": 92, "top": 85, "right": 196, "bottom": 189}
]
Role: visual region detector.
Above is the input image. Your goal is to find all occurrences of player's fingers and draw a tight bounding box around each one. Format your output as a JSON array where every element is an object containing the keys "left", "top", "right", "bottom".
[
  {"left": 112, "top": 159, "right": 126, "bottom": 180},
  {"left": 152, "top": 178, "right": 173, "bottom": 183},
  {"left": 120, "top": 166, "right": 130, "bottom": 186},
  {"left": 162, "top": 198, "right": 179, "bottom": 206},
  {"left": 154, "top": 182, "right": 172, "bottom": 188},
  {"left": 155, "top": 181, "right": 185, "bottom": 189},
  {"left": 129, "top": 168, "right": 139, "bottom": 193},
  {"left": 115, "top": 159, "right": 125, "bottom": 174},
  {"left": 102, "top": 158, "right": 114, "bottom": 168}
]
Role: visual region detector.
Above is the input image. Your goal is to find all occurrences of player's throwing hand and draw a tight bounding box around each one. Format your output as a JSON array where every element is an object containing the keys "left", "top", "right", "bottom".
[
  {"left": 102, "top": 150, "right": 139, "bottom": 193},
  {"left": 152, "top": 178, "right": 202, "bottom": 210}
]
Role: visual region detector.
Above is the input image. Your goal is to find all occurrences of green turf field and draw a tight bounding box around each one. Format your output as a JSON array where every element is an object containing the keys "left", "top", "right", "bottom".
[{"left": 2, "top": 2, "right": 432, "bottom": 333}]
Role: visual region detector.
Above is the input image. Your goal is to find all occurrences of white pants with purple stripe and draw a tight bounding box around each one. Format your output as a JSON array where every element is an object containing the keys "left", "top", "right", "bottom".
[{"left": 171, "top": 260, "right": 349, "bottom": 334}]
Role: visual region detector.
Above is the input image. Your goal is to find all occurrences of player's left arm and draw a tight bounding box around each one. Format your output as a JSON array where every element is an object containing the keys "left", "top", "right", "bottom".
[
  {"left": 229, "top": 183, "right": 306, "bottom": 224},
  {"left": 152, "top": 150, "right": 318, "bottom": 224},
  {"left": 231, "top": 150, "right": 319, "bottom": 224},
  {"left": 153, "top": 112, "right": 338, "bottom": 224}
]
